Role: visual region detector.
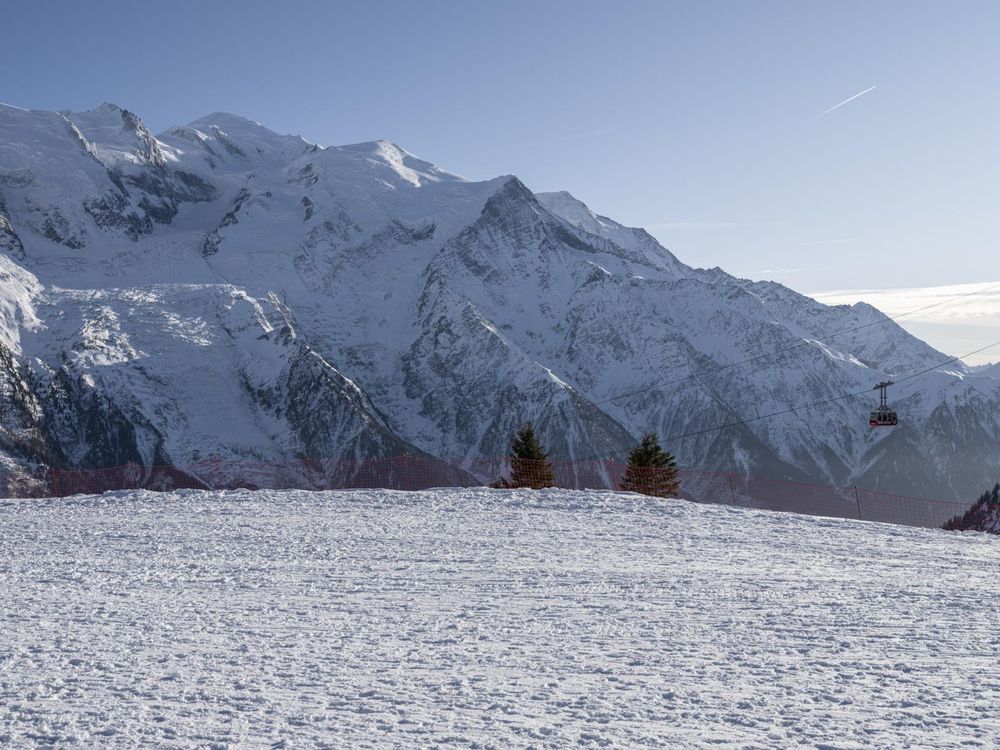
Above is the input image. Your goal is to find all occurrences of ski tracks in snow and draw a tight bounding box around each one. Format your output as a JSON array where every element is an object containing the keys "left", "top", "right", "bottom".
[{"left": 0, "top": 488, "right": 998, "bottom": 747}]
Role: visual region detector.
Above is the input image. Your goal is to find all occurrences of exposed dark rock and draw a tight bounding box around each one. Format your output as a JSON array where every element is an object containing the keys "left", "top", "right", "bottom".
[
  {"left": 0, "top": 169, "right": 35, "bottom": 189},
  {"left": 118, "top": 106, "right": 167, "bottom": 169},
  {"left": 40, "top": 207, "right": 85, "bottom": 249},
  {"left": 211, "top": 126, "right": 247, "bottom": 158},
  {"left": 0, "top": 342, "right": 51, "bottom": 467},
  {"left": 40, "top": 367, "right": 168, "bottom": 470},
  {"left": 203, "top": 188, "right": 251, "bottom": 256},
  {"left": 84, "top": 191, "right": 152, "bottom": 241},
  {"left": 291, "top": 162, "right": 318, "bottom": 186},
  {"left": 0, "top": 193, "right": 26, "bottom": 260}
]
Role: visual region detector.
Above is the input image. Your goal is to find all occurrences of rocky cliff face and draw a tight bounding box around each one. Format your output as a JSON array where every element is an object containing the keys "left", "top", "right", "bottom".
[{"left": 0, "top": 100, "right": 997, "bottom": 498}]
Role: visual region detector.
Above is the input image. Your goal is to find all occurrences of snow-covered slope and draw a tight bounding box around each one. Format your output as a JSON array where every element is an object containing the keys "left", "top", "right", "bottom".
[
  {"left": 1, "top": 101, "right": 998, "bottom": 497},
  {"left": 2, "top": 487, "right": 998, "bottom": 747}
]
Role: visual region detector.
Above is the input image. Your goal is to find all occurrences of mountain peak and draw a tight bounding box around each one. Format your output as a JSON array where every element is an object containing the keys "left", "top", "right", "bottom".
[
  {"left": 64, "top": 102, "right": 166, "bottom": 169},
  {"left": 330, "top": 139, "right": 466, "bottom": 187},
  {"left": 336, "top": 138, "right": 404, "bottom": 154},
  {"left": 537, "top": 190, "right": 688, "bottom": 276},
  {"left": 187, "top": 111, "right": 272, "bottom": 133},
  {"left": 170, "top": 112, "right": 318, "bottom": 164},
  {"left": 182, "top": 112, "right": 305, "bottom": 145},
  {"left": 68, "top": 102, "right": 143, "bottom": 124}
]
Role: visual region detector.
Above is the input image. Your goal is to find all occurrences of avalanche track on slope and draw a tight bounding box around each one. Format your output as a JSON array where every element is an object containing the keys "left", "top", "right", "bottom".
[{"left": 1, "top": 488, "right": 996, "bottom": 747}]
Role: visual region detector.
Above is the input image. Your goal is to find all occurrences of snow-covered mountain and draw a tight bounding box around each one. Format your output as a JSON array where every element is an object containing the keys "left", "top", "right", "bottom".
[{"left": 1, "top": 100, "right": 998, "bottom": 498}]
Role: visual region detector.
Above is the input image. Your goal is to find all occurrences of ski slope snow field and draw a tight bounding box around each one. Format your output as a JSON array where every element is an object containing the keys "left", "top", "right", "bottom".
[{"left": 1, "top": 488, "right": 997, "bottom": 747}]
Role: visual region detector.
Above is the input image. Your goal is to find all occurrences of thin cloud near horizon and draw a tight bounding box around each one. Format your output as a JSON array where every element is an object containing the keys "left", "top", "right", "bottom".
[
  {"left": 813, "top": 281, "right": 1000, "bottom": 366},
  {"left": 811, "top": 281, "right": 1000, "bottom": 323}
]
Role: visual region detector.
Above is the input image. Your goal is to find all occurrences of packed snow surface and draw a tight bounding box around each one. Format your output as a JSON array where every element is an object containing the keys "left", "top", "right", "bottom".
[{"left": 1, "top": 488, "right": 997, "bottom": 747}]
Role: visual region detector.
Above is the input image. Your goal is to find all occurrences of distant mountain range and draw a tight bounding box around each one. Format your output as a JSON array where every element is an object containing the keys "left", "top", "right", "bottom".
[{"left": 1, "top": 100, "right": 998, "bottom": 498}]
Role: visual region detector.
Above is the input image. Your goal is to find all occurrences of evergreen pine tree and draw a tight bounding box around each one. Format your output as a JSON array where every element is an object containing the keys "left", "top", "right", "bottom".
[
  {"left": 620, "top": 432, "right": 679, "bottom": 498},
  {"left": 507, "top": 422, "right": 555, "bottom": 489},
  {"left": 943, "top": 482, "right": 1000, "bottom": 532}
]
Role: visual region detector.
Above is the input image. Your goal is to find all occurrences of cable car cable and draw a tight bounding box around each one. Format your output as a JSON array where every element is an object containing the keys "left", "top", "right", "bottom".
[
  {"left": 593, "top": 281, "right": 1000, "bottom": 408},
  {"left": 660, "top": 337, "right": 1000, "bottom": 444},
  {"left": 424, "top": 280, "right": 1000, "bottom": 458}
]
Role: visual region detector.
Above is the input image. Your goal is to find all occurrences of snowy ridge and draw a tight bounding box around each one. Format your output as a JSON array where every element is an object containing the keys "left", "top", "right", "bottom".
[{"left": 0, "top": 101, "right": 999, "bottom": 497}]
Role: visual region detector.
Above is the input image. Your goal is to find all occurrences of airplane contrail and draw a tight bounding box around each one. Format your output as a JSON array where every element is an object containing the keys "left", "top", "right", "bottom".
[{"left": 818, "top": 85, "right": 878, "bottom": 117}]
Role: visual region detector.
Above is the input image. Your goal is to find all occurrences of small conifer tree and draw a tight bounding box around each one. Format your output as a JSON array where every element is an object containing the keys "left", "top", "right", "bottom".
[
  {"left": 943, "top": 482, "right": 1000, "bottom": 532},
  {"left": 620, "top": 432, "right": 679, "bottom": 498},
  {"left": 507, "top": 422, "right": 555, "bottom": 489}
]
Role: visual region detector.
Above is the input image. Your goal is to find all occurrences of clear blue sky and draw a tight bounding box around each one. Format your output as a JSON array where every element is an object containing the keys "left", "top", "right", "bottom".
[{"left": 4, "top": 0, "right": 1000, "bottom": 293}]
